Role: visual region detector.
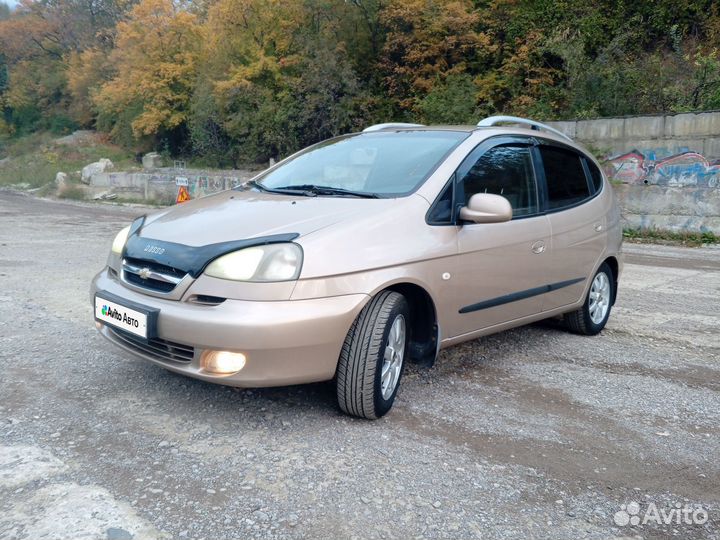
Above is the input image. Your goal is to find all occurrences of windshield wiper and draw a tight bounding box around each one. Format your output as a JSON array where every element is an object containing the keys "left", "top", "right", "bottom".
[
  {"left": 246, "top": 180, "right": 316, "bottom": 197},
  {"left": 272, "top": 184, "right": 380, "bottom": 199}
]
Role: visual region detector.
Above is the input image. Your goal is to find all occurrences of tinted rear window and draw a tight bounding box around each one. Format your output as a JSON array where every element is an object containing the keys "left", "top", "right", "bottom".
[
  {"left": 540, "top": 146, "right": 591, "bottom": 209},
  {"left": 586, "top": 159, "right": 604, "bottom": 192}
]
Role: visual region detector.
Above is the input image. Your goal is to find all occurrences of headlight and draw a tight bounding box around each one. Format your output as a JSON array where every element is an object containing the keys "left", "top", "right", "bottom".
[
  {"left": 111, "top": 226, "right": 131, "bottom": 254},
  {"left": 204, "top": 243, "right": 303, "bottom": 282}
]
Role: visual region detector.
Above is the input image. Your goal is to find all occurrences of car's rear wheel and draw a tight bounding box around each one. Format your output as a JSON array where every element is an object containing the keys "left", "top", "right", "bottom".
[
  {"left": 564, "top": 262, "right": 614, "bottom": 335},
  {"left": 336, "top": 291, "right": 409, "bottom": 419}
]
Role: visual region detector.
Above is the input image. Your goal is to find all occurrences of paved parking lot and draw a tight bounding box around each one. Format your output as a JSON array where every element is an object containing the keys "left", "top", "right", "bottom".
[{"left": 1, "top": 189, "right": 718, "bottom": 539}]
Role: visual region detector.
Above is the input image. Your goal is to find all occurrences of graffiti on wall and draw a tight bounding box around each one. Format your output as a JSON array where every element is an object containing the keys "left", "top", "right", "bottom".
[
  {"left": 168, "top": 175, "right": 245, "bottom": 198},
  {"left": 604, "top": 149, "right": 720, "bottom": 188}
]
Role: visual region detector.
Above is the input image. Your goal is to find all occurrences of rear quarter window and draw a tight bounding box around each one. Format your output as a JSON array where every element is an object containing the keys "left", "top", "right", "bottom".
[
  {"left": 540, "top": 146, "right": 591, "bottom": 210},
  {"left": 586, "top": 159, "right": 604, "bottom": 192}
]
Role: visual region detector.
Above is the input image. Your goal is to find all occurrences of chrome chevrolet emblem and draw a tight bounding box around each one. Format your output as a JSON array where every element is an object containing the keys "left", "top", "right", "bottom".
[{"left": 139, "top": 267, "right": 152, "bottom": 280}]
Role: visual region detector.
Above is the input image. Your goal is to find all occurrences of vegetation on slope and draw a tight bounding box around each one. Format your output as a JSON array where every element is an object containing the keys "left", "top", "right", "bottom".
[
  {"left": 0, "top": 131, "right": 134, "bottom": 189},
  {"left": 1, "top": 0, "right": 720, "bottom": 166}
]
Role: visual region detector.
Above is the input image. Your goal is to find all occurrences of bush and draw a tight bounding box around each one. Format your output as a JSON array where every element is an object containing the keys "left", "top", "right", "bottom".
[
  {"left": 57, "top": 185, "right": 87, "bottom": 200},
  {"left": 623, "top": 228, "right": 719, "bottom": 246},
  {"left": 49, "top": 115, "right": 79, "bottom": 135},
  {"left": 417, "top": 74, "right": 479, "bottom": 124}
]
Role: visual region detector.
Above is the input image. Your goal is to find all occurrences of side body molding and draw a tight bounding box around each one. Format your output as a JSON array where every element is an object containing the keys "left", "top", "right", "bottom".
[{"left": 459, "top": 277, "right": 586, "bottom": 314}]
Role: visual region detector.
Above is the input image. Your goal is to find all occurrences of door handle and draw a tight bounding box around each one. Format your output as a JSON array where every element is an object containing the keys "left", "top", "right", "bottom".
[
  {"left": 594, "top": 223, "right": 604, "bottom": 232},
  {"left": 531, "top": 240, "right": 546, "bottom": 254}
]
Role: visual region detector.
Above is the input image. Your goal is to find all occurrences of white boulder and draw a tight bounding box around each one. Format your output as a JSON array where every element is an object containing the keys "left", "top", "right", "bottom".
[
  {"left": 142, "top": 152, "right": 163, "bottom": 169},
  {"left": 55, "top": 172, "right": 68, "bottom": 188},
  {"left": 81, "top": 158, "right": 114, "bottom": 184}
]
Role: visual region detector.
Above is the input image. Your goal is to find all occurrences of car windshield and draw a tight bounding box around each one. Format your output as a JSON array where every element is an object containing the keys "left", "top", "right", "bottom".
[{"left": 254, "top": 131, "right": 468, "bottom": 197}]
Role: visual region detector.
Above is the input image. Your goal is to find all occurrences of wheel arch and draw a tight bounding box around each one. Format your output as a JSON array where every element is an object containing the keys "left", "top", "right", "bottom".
[
  {"left": 602, "top": 255, "right": 620, "bottom": 305},
  {"left": 377, "top": 281, "right": 440, "bottom": 367}
]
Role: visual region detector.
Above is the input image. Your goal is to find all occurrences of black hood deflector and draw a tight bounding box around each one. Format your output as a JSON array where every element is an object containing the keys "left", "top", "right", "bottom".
[{"left": 122, "top": 216, "right": 299, "bottom": 278}]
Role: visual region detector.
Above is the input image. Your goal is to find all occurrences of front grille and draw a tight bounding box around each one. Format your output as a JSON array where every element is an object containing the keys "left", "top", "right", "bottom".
[
  {"left": 108, "top": 327, "right": 195, "bottom": 363},
  {"left": 125, "top": 257, "right": 185, "bottom": 279},
  {"left": 122, "top": 257, "right": 187, "bottom": 293},
  {"left": 124, "top": 271, "right": 176, "bottom": 292}
]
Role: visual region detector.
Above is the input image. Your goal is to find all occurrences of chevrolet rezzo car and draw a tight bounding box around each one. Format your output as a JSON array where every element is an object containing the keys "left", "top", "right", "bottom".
[{"left": 92, "top": 116, "right": 622, "bottom": 419}]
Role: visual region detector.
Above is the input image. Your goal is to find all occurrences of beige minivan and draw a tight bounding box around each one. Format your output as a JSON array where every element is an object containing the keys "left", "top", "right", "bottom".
[{"left": 92, "top": 116, "right": 622, "bottom": 419}]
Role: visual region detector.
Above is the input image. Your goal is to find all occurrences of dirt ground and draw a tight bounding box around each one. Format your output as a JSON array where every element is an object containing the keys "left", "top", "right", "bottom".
[{"left": 1, "top": 189, "right": 718, "bottom": 540}]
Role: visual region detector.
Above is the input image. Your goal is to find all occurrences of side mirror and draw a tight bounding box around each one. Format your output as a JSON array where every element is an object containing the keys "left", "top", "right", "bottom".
[{"left": 459, "top": 193, "right": 512, "bottom": 224}]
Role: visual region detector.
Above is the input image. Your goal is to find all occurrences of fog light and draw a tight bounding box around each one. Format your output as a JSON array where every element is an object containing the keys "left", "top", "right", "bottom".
[{"left": 201, "top": 351, "right": 246, "bottom": 375}]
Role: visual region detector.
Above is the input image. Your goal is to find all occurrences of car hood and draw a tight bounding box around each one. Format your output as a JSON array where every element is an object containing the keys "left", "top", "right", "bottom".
[{"left": 138, "top": 189, "right": 398, "bottom": 246}]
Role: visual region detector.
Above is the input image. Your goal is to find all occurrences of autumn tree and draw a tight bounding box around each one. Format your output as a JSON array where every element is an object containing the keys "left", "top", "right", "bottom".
[
  {"left": 0, "top": 0, "right": 135, "bottom": 133},
  {"left": 94, "top": 0, "right": 202, "bottom": 148},
  {"left": 67, "top": 48, "right": 115, "bottom": 126},
  {"left": 189, "top": 0, "right": 376, "bottom": 164},
  {"left": 4, "top": 0, "right": 720, "bottom": 163},
  {"left": 380, "top": 0, "right": 495, "bottom": 121}
]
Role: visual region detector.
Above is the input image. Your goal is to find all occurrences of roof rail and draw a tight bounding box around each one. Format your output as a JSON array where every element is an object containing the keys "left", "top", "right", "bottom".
[
  {"left": 363, "top": 122, "right": 425, "bottom": 132},
  {"left": 476, "top": 115, "right": 573, "bottom": 142}
]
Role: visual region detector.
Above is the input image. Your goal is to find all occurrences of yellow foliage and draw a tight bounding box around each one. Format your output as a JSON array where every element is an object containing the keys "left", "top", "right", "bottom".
[
  {"left": 476, "top": 31, "right": 562, "bottom": 116},
  {"left": 0, "top": 117, "right": 15, "bottom": 137},
  {"left": 0, "top": 9, "right": 56, "bottom": 63},
  {"left": 67, "top": 49, "right": 112, "bottom": 126},
  {"left": 94, "top": 0, "right": 203, "bottom": 138},
  {"left": 380, "top": 0, "right": 494, "bottom": 108},
  {"left": 4, "top": 59, "right": 66, "bottom": 111},
  {"left": 202, "top": 0, "right": 304, "bottom": 104}
]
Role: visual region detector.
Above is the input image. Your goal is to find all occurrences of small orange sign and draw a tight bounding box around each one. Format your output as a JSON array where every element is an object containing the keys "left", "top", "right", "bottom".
[{"left": 176, "top": 185, "right": 191, "bottom": 204}]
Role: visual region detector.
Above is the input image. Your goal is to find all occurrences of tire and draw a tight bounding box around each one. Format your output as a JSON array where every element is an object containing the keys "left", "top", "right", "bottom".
[
  {"left": 336, "top": 291, "right": 410, "bottom": 419},
  {"left": 564, "top": 262, "right": 615, "bottom": 336}
]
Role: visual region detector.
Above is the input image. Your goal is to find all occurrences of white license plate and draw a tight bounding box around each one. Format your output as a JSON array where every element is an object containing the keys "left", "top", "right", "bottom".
[{"left": 95, "top": 295, "right": 151, "bottom": 339}]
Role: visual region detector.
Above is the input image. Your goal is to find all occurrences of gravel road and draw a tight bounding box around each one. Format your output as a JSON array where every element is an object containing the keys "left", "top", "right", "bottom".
[{"left": 1, "top": 189, "right": 718, "bottom": 540}]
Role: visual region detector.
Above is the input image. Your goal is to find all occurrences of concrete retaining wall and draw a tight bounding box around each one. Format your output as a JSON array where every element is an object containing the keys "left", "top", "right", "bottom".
[
  {"left": 613, "top": 184, "right": 720, "bottom": 234},
  {"left": 89, "top": 168, "right": 255, "bottom": 203}
]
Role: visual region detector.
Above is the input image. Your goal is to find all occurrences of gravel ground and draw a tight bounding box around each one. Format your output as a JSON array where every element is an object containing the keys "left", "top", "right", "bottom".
[{"left": 1, "top": 189, "right": 718, "bottom": 540}]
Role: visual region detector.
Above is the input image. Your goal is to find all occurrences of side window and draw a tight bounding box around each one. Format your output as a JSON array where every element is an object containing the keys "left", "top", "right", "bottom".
[
  {"left": 460, "top": 145, "right": 538, "bottom": 218},
  {"left": 586, "top": 159, "right": 604, "bottom": 193},
  {"left": 540, "top": 146, "right": 591, "bottom": 209}
]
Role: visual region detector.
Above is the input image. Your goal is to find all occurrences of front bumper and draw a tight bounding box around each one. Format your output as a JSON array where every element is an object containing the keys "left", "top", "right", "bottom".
[{"left": 91, "top": 269, "right": 369, "bottom": 387}]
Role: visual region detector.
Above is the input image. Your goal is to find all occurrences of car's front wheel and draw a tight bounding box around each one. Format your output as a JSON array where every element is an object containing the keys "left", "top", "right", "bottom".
[
  {"left": 564, "top": 262, "right": 615, "bottom": 335},
  {"left": 336, "top": 291, "right": 409, "bottom": 419}
]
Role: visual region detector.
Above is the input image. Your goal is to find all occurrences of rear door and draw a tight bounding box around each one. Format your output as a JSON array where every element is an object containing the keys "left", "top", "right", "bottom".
[
  {"left": 449, "top": 138, "right": 552, "bottom": 337},
  {"left": 536, "top": 142, "right": 607, "bottom": 311}
]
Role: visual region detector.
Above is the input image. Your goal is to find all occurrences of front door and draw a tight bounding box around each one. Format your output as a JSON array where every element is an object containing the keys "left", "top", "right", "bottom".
[{"left": 448, "top": 140, "right": 552, "bottom": 338}]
